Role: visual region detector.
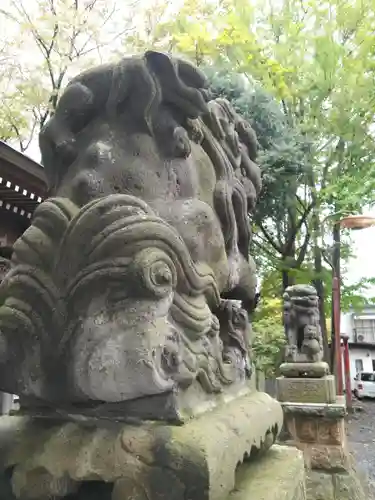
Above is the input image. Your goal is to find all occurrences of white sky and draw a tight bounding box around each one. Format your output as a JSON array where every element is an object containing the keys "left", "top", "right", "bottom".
[{"left": 345, "top": 220, "right": 375, "bottom": 295}]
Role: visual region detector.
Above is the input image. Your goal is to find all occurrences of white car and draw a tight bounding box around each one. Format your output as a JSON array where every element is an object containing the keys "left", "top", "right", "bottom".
[{"left": 353, "top": 372, "right": 375, "bottom": 399}]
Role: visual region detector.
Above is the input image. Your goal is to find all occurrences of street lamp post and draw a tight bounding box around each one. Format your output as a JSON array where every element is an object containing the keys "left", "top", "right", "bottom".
[
  {"left": 341, "top": 333, "right": 351, "bottom": 409},
  {"left": 332, "top": 275, "right": 343, "bottom": 395},
  {"left": 332, "top": 214, "right": 375, "bottom": 410}
]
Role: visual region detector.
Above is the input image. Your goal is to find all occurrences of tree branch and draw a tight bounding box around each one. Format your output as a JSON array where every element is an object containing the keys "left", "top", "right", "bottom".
[
  {"left": 295, "top": 225, "right": 311, "bottom": 267},
  {"left": 321, "top": 137, "right": 345, "bottom": 190},
  {"left": 284, "top": 201, "right": 314, "bottom": 255},
  {"left": 256, "top": 221, "right": 283, "bottom": 254},
  {"left": 252, "top": 237, "right": 279, "bottom": 261}
]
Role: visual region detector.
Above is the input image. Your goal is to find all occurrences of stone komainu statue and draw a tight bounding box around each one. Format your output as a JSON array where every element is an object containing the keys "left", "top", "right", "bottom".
[
  {"left": 283, "top": 285, "right": 323, "bottom": 363},
  {"left": 0, "top": 52, "right": 262, "bottom": 421},
  {"left": 281, "top": 284, "right": 329, "bottom": 378}
]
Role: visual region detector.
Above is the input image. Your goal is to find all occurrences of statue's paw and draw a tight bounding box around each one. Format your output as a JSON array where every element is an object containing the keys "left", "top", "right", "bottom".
[
  {"left": 55, "top": 137, "right": 77, "bottom": 165},
  {"left": 172, "top": 126, "right": 191, "bottom": 158}
]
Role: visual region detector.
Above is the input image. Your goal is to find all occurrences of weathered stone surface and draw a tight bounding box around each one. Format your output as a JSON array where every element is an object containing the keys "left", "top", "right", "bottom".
[
  {"left": 1, "top": 391, "right": 282, "bottom": 500},
  {"left": 280, "top": 400, "right": 351, "bottom": 475},
  {"left": 317, "top": 418, "right": 345, "bottom": 446},
  {"left": 306, "top": 469, "right": 368, "bottom": 500},
  {"left": 283, "top": 285, "right": 324, "bottom": 364},
  {"left": 294, "top": 418, "right": 318, "bottom": 443},
  {"left": 283, "top": 413, "right": 350, "bottom": 471},
  {"left": 293, "top": 482, "right": 308, "bottom": 500},
  {"left": 229, "top": 445, "right": 306, "bottom": 500},
  {"left": 277, "top": 374, "right": 370, "bottom": 499},
  {"left": 13, "top": 470, "right": 77, "bottom": 500},
  {"left": 280, "top": 362, "right": 329, "bottom": 378},
  {"left": 0, "top": 258, "right": 10, "bottom": 282},
  {"left": 0, "top": 468, "right": 16, "bottom": 500},
  {"left": 277, "top": 376, "right": 336, "bottom": 404},
  {"left": 302, "top": 443, "right": 351, "bottom": 471},
  {"left": 284, "top": 421, "right": 349, "bottom": 471},
  {"left": 0, "top": 52, "right": 265, "bottom": 421},
  {"left": 295, "top": 417, "right": 317, "bottom": 442},
  {"left": 289, "top": 415, "right": 346, "bottom": 446},
  {"left": 0, "top": 417, "right": 26, "bottom": 469},
  {"left": 306, "top": 471, "right": 334, "bottom": 500},
  {"left": 282, "top": 402, "right": 346, "bottom": 419},
  {"left": 284, "top": 414, "right": 297, "bottom": 441},
  {"left": 332, "top": 471, "right": 367, "bottom": 500}
]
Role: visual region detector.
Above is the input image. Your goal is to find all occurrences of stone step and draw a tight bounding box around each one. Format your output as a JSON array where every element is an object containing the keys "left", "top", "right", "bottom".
[{"left": 229, "top": 445, "right": 306, "bottom": 500}]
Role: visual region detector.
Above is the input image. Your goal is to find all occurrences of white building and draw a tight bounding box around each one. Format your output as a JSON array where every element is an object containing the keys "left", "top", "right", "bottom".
[{"left": 341, "top": 306, "right": 375, "bottom": 386}]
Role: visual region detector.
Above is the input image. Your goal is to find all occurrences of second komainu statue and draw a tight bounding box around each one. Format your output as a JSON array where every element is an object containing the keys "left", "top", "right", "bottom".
[
  {"left": 0, "top": 52, "right": 283, "bottom": 500},
  {"left": 281, "top": 284, "right": 329, "bottom": 378}
]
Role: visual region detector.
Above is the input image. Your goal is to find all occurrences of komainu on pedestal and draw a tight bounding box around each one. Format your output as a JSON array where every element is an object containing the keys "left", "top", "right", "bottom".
[
  {"left": 277, "top": 284, "right": 336, "bottom": 404},
  {"left": 0, "top": 51, "right": 284, "bottom": 500},
  {"left": 276, "top": 285, "right": 368, "bottom": 500},
  {"left": 280, "top": 284, "right": 330, "bottom": 379}
]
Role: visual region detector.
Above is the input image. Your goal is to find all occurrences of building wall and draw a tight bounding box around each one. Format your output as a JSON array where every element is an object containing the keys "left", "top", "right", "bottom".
[
  {"left": 341, "top": 308, "right": 375, "bottom": 391},
  {"left": 347, "top": 346, "right": 375, "bottom": 383},
  {"left": 342, "top": 309, "right": 375, "bottom": 341},
  {"left": 341, "top": 312, "right": 354, "bottom": 341}
]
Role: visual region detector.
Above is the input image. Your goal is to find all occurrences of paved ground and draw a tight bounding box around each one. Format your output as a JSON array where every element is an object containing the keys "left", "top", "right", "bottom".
[{"left": 347, "top": 397, "right": 375, "bottom": 496}]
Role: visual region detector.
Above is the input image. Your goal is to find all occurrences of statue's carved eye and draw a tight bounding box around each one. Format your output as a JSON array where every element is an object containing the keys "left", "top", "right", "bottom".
[{"left": 153, "top": 266, "right": 173, "bottom": 286}]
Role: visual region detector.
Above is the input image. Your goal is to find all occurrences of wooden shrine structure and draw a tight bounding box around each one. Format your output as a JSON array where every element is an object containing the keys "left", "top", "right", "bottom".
[
  {"left": 0, "top": 141, "right": 46, "bottom": 413},
  {"left": 0, "top": 140, "right": 46, "bottom": 273}
]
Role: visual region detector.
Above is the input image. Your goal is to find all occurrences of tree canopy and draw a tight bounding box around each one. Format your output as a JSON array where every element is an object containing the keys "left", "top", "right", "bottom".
[{"left": 1, "top": 0, "right": 375, "bottom": 369}]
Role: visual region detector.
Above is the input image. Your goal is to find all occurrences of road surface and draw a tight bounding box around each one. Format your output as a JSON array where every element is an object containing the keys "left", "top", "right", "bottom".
[{"left": 347, "top": 398, "right": 375, "bottom": 496}]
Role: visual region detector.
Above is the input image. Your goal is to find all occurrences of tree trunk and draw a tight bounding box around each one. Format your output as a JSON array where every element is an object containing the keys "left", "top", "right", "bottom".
[
  {"left": 282, "top": 263, "right": 295, "bottom": 291},
  {"left": 330, "top": 222, "right": 341, "bottom": 370},
  {"left": 312, "top": 244, "right": 330, "bottom": 363},
  {"left": 309, "top": 178, "right": 330, "bottom": 363},
  {"left": 282, "top": 184, "right": 298, "bottom": 291}
]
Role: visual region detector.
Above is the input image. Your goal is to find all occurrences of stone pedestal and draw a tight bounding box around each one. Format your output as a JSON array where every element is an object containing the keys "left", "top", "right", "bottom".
[
  {"left": 276, "top": 375, "right": 369, "bottom": 500},
  {"left": 277, "top": 375, "right": 336, "bottom": 404},
  {"left": 229, "top": 445, "right": 306, "bottom": 500},
  {"left": 0, "top": 392, "right": 285, "bottom": 500},
  {"left": 281, "top": 401, "right": 349, "bottom": 471}
]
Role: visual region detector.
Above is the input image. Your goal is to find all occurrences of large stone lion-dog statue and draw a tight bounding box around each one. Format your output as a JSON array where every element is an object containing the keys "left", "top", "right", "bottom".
[{"left": 0, "top": 51, "right": 262, "bottom": 421}]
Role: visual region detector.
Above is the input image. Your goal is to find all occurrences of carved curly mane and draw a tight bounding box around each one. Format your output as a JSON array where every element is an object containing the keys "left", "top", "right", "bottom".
[{"left": 39, "top": 51, "right": 260, "bottom": 271}]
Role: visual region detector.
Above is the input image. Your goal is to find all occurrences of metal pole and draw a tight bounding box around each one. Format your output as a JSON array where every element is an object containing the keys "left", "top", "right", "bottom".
[
  {"left": 342, "top": 337, "right": 352, "bottom": 409},
  {"left": 333, "top": 277, "right": 343, "bottom": 395}
]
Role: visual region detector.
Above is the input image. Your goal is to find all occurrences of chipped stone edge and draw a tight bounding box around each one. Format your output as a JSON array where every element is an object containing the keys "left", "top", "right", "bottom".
[{"left": 281, "top": 402, "right": 346, "bottom": 418}]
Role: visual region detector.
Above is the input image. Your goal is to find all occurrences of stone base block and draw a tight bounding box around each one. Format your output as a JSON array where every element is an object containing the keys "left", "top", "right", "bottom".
[
  {"left": 281, "top": 401, "right": 350, "bottom": 472},
  {"left": 277, "top": 395, "right": 370, "bottom": 500},
  {"left": 0, "top": 391, "right": 283, "bottom": 500},
  {"left": 284, "top": 407, "right": 346, "bottom": 445},
  {"left": 229, "top": 445, "right": 306, "bottom": 500},
  {"left": 306, "top": 471, "right": 335, "bottom": 500},
  {"left": 282, "top": 401, "right": 346, "bottom": 419},
  {"left": 280, "top": 362, "right": 330, "bottom": 378},
  {"left": 306, "top": 469, "right": 368, "bottom": 500},
  {"left": 277, "top": 375, "right": 336, "bottom": 404},
  {"left": 298, "top": 442, "right": 351, "bottom": 471}
]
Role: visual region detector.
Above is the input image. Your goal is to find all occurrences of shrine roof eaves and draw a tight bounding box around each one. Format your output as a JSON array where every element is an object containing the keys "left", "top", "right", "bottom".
[{"left": 0, "top": 141, "right": 47, "bottom": 197}]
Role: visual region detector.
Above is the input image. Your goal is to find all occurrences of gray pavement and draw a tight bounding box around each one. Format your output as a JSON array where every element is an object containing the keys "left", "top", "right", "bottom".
[{"left": 347, "top": 398, "right": 375, "bottom": 496}]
